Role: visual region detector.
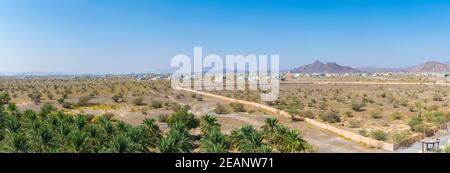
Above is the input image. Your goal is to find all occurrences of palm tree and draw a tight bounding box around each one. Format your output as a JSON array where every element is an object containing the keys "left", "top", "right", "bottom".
[
  {"left": 6, "top": 103, "right": 20, "bottom": 117},
  {"left": 102, "top": 120, "right": 115, "bottom": 138},
  {"left": 24, "top": 110, "right": 38, "bottom": 122},
  {"left": 75, "top": 115, "right": 87, "bottom": 131},
  {"left": 4, "top": 115, "right": 22, "bottom": 133},
  {"left": 68, "top": 131, "right": 89, "bottom": 153},
  {"left": 272, "top": 126, "right": 311, "bottom": 153},
  {"left": 200, "top": 114, "right": 220, "bottom": 134},
  {"left": 126, "top": 127, "right": 147, "bottom": 152},
  {"left": 200, "top": 127, "right": 229, "bottom": 153},
  {"left": 231, "top": 125, "right": 271, "bottom": 153},
  {"left": 201, "top": 140, "right": 228, "bottom": 153},
  {"left": 84, "top": 124, "right": 105, "bottom": 152},
  {"left": 1, "top": 131, "right": 30, "bottom": 153},
  {"left": 109, "top": 133, "right": 133, "bottom": 153},
  {"left": 116, "top": 121, "right": 131, "bottom": 133},
  {"left": 157, "top": 134, "right": 178, "bottom": 153},
  {"left": 35, "top": 125, "right": 56, "bottom": 153},
  {"left": 157, "top": 121, "right": 193, "bottom": 153},
  {"left": 261, "top": 117, "right": 279, "bottom": 140},
  {"left": 139, "top": 118, "right": 161, "bottom": 151}
]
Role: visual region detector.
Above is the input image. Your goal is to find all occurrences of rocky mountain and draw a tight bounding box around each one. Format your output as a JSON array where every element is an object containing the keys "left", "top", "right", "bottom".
[
  {"left": 292, "top": 60, "right": 361, "bottom": 73},
  {"left": 404, "top": 61, "right": 450, "bottom": 73}
]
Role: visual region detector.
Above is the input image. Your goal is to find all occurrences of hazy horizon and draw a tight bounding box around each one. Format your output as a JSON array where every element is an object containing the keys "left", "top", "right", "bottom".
[{"left": 2, "top": 0, "right": 450, "bottom": 73}]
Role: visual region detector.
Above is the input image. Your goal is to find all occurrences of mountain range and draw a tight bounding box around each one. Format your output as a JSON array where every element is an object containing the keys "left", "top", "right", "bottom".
[
  {"left": 291, "top": 60, "right": 450, "bottom": 73},
  {"left": 292, "top": 60, "right": 362, "bottom": 73}
]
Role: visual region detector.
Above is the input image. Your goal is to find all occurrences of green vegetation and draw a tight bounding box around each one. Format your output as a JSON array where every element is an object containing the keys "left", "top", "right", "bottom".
[
  {"left": 390, "top": 112, "right": 403, "bottom": 120},
  {"left": 0, "top": 100, "right": 311, "bottom": 153},
  {"left": 351, "top": 101, "right": 365, "bottom": 112},
  {"left": 0, "top": 92, "right": 11, "bottom": 105},
  {"left": 390, "top": 131, "right": 410, "bottom": 145},
  {"left": 111, "top": 93, "right": 123, "bottom": 103},
  {"left": 319, "top": 110, "right": 341, "bottom": 123},
  {"left": 132, "top": 97, "right": 145, "bottom": 106},
  {"left": 77, "top": 96, "right": 93, "bottom": 107},
  {"left": 151, "top": 100, "right": 163, "bottom": 109},
  {"left": 370, "top": 130, "right": 388, "bottom": 141},
  {"left": 213, "top": 103, "right": 229, "bottom": 114},
  {"left": 229, "top": 102, "right": 246, "bottom": 112},
  {"left": 0, "top": 104, "right": 160, "bottom": 153}
]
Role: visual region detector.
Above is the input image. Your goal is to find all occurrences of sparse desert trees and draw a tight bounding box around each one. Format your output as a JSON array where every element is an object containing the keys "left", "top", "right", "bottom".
[{"left": 28, "top": 92, "right": 42, "bottom": 105}]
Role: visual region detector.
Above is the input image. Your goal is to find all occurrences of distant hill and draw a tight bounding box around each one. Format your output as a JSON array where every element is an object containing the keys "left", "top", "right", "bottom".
[
  {"left": 291, "top": 60, "right": 361, "bottom": 73},
  {"left": 404, "top": 61, "right": 450, "bottom": 73}
]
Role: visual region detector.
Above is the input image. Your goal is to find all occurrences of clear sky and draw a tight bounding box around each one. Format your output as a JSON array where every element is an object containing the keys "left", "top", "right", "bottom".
[{"left": 1, "top": 0, "right": 450, "bottom": 74}]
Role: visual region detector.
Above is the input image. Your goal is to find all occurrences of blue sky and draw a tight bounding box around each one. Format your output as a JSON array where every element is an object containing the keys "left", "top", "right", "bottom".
[{"left": 1, "top": 0, "right": 450, "bottom": 74}]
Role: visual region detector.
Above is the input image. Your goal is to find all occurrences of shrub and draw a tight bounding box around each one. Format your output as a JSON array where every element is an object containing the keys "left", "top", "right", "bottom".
[
  {"left": 290, "top": 114, "right": 304, "bottom": 121},
  {"left": 319, "top": 111, "right": 341, "bottom": 123},
  {"left": 393, "top": 101, "right": 400, "bottom": 108},
  {"left": 57, "top": 98, "right": 65, "bottom": 104},
  {"left": 287, "top": 108, "right": 300, "bottom": 116},
  {"left": 47, "top": 94, "right": 54, "bottom": 100},
  {"left": 433, "top": 94, "right": 444, "bottom": 101},
  {"left": 423, "top": 111, "right": 450, "bottom": 125},
  {"left": 112, "top": 94, "right": 123, "bottom": 103},
  {"left": 214, "top": 104, "right": 229, "bottom": 114},
  {"left": 370, "top": 110, "right": 383, "bottom": 119},
  {"left": 158, "top": 114, "right": 169, "bottom": 122},
  {"left": 319, "top": 101, "right": 328, "bottom": 110},
  {"left": 408, "top": 116, "right": 426, "bottom": 132},
  {"left": 351, "top": 101, "right": 365, "bottom": 112},
  {"left": 229, "top": 102, "right": 246, "bottom": 112},
  {"left": 151, "top": 100, "right": 163, "bottom": 109},
  {"left": 390, "top": 112, "right": 403, "bottom": 120},
  {"left": 28, "top": 92, "right": 42, "bottom": 105},
  {"left": 77, "top": 96, "right": 92, "bottom": 107},
  {"left": 348, "top": 120, "right": 361, "bottom": 128},
  {"left": 132, "top": 97, "right": 145, "bottom": 106},
  {"left": 371, "top": 130, "right": 388, "bottom": 141},
  {"left": 299, "top": 110, "right": 315, "bottom": 119},
  {"left": 167, "top": 107, "right": 199, "bottom": 129},
  {"left": 391, "top": 131, "right": 410, "bottom": 145},
  {"left": 427, "top": 104, "right": 440, "bottom": 111},
  {"left": 359, "top": 129, "right": 369, "bottom": 137},
  {"left": 344, "top": 111, "right": 354, "bottom": 117},
  {"left": 62, "top": 102, "right": 74, "bottom": 109}
]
